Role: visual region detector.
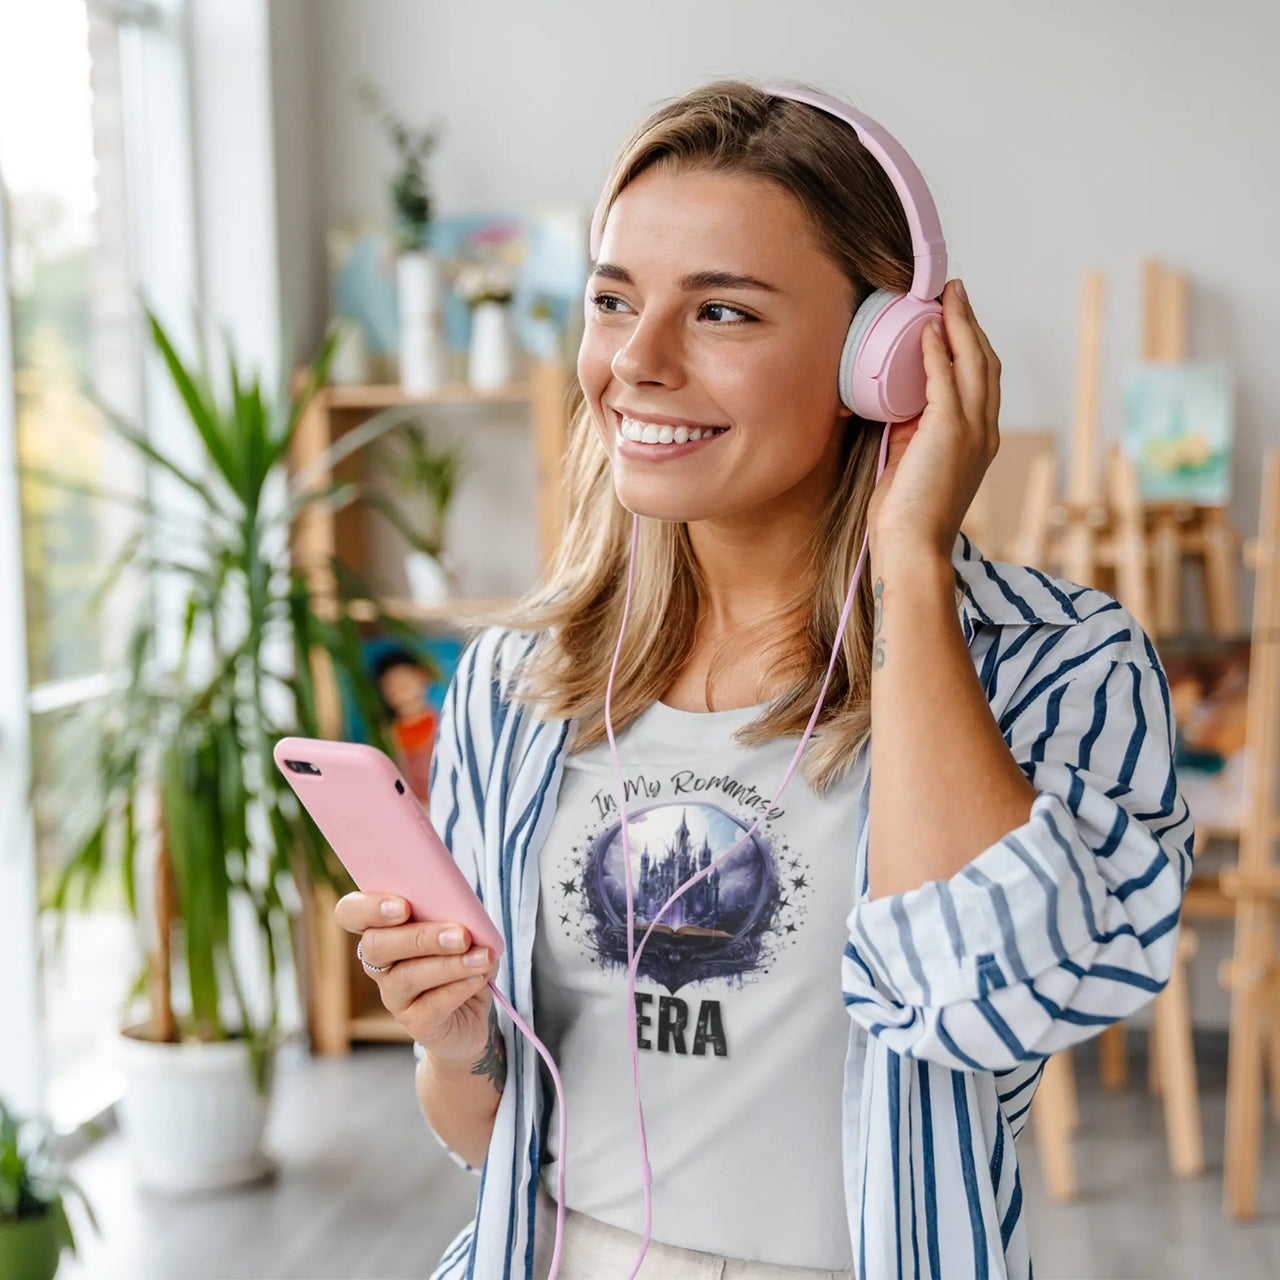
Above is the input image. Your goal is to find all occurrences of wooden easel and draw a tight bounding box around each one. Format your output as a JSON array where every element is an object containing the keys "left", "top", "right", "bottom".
[
  {"left": 1030, "top": 261, "right": 1240, "bottom": 1196},
  {"left": 1220, "top": 448, "right": 1280, "bottom": 1217}
]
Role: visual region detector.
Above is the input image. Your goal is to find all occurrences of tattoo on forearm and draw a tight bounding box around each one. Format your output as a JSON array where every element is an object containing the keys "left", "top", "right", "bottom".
[
  {"left": 472, "top": 1001, "right": 507, "bottom": 1093},
  {"left": 872, "top": 577, "right": 886, "bottom": 670}
]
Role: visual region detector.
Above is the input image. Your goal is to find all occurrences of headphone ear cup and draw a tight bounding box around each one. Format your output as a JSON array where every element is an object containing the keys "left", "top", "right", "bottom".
[
  {"left": 838, "top": 290, "right": 898, "bottom": 413},
  {"left": 840, "top": 290, "right": 942, "bottom": 422}
]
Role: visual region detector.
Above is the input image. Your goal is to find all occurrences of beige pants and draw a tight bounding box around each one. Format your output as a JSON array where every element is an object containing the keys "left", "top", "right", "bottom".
[{"left": 532, "top": 1180, "right": 854, "bottom": 1280}]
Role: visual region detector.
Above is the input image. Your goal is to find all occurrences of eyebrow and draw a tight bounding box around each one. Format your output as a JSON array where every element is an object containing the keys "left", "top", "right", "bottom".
[{"left": 589, "top": 261, "right": 782, "bottom": 294}]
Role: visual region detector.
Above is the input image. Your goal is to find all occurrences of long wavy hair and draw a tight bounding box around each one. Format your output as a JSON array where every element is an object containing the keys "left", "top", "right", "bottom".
[{"left": 483, "top": 78, "right": 916, "bottom": 794}]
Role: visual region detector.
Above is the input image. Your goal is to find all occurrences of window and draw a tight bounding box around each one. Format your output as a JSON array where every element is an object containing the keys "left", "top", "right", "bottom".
[{"left": 0, "top": 0, "right": 189, "bottom": 1131}]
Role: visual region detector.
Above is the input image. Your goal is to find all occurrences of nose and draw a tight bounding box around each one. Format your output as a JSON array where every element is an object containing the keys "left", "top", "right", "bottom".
[{"left": 609, "top": 310, "right": 684, "bottom": 389}]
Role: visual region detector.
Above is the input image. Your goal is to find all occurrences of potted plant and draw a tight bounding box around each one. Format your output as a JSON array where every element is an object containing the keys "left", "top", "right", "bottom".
[
  {"left": 0, "top": 1099, "right": 97, "bottom": 1280},
  {"left": 355, "top": 76, "right": 446, "bottom": 395},
  {"left": 38, "top": 311, "right": 414, "bottom": 1194},
  {"left": 368, "top": 419, "right": 466, "bottom": 606}
]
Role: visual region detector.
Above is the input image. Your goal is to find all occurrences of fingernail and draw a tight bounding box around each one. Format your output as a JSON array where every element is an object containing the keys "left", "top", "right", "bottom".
[
  {"left": 439, "top": 927, "right": 465, "bottom": 949},
  {"left": 930, "top": 318, "right": 944, "bottom": 337},
  {"left": 381, "top": 899, "right": 405, "bottom": 919},
  {"left": 463, "top": 947, "right": 491, "bottom": 968},
  {"left": 955, "top": 279, "right": 967, "bottom": 303}
]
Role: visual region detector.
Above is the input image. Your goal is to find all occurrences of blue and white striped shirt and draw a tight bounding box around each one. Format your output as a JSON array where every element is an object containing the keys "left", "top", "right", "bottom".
[{"left": 423, "top": 532, "right": 1194, "bottom": 1279}]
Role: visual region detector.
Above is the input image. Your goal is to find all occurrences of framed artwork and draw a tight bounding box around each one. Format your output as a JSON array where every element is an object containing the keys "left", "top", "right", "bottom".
[
  {"left": 1161, "top": 634, "right": 1251, "bottom": 831},
  {"left": 337, "top": 633, "right": 464, "bottom": 805},
  {"left": 327, "top": 223, "right": 399, "bottom": 359},
  {"left": 1121, "top": 362, "right": 1234, "bottom": 504}
]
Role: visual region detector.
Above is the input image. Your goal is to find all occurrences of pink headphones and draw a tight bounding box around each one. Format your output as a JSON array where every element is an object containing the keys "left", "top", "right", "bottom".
[{"left": 587, "top": 83, "right": 948, "bottom": 423}]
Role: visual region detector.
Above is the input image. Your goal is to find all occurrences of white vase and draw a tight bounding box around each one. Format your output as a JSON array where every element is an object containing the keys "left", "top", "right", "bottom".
[
  {"left": 468, "top": 300, "right": 516, "bottom": 391},
  {"left": 405, "top": 550, "right": 453, "bottom": 606},
  {"left": 116, "top": 1026, "right": 275, "bottom": 1194},
  {"left": 329, "top": 319, "right": 369, "bottom": 385},
  {"left": 397, "top": 251, "right": 448, "bottom": 395}
]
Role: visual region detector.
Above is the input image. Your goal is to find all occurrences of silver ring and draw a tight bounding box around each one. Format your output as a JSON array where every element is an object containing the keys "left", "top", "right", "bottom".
[{"left": 357, "top": 939, "right": 391, "bottom": 974}]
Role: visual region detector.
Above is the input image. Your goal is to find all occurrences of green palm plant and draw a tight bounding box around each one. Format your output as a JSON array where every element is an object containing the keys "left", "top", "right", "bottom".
[
  {"left": 368, "top": 419, "right": 466, "bottom": 558},
  {"left": 39, "top": 311, "right": 418, "bottom": 1092}
]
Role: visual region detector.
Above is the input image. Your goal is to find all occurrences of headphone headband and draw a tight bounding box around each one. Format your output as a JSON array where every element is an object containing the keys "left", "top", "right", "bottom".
[{"left": 761, "top": 84, "right": 947, "bottom": 302}]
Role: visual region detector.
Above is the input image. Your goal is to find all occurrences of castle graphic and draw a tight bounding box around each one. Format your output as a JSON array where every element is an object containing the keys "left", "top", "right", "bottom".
[{"left": 632, "top": 809, "right": 729, "bottom": 937}]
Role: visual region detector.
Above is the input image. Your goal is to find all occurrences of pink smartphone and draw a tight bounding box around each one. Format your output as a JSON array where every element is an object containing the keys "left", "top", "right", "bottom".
[{"left": 273, "top": 736, "right": 504, "bottom": 962}]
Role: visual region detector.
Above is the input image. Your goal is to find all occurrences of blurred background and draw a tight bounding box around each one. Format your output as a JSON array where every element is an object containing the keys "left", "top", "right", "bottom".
[{"left": 1, "top": 2, "right": 1278, "bottom": 1278}]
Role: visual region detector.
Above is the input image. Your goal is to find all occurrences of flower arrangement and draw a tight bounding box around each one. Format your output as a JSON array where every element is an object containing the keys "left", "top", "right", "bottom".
[
  {"left": 354, "top": 76, "right": 441, "bottom": 253},
  {"left": 452, "top": 221, "right": 527, "bottom": 308}
]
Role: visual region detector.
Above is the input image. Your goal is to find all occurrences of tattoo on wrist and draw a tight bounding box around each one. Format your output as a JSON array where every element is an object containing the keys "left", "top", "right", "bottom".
[
  {"left": 872, "top": 577, "right": 886, "bottom": 670},
  {"left": 472, "top": 1001, "right": 507, "bottom": 1093}
]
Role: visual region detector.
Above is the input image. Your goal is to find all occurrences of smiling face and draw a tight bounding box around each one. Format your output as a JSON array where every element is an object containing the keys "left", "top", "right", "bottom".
[{"left": 577, "top": 164, "right": 859, "bottom": 528}]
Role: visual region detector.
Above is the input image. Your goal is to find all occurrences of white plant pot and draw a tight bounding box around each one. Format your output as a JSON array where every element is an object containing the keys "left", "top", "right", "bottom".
[
  {"left": 397, "top": 251, "right": 448, "bottom": 396},
  {"left": 467, "top": 300, "right": 516, "bottom": 392},
  {"left": 116, "top": 1026, "right": 275, "bottom": 1194},
  {"left": 329, "top": 319, "right": 370, "bottom": 386},
  {"left": 405, "top": 550, "right": 453, "bottom": 607}
]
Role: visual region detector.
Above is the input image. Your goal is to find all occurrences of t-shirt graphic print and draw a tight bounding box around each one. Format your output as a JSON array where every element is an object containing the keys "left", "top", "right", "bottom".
[{"left": 531, "top": 697, "right": 864, "bottom": 1270}]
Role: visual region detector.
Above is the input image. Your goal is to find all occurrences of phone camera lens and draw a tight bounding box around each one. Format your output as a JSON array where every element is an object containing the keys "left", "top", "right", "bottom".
[
  {"left": 285, "top": 759, "right": 321, "bottom": 776},
  {"left": 394, "top": 779, "right": 405, "bottom": 795}
]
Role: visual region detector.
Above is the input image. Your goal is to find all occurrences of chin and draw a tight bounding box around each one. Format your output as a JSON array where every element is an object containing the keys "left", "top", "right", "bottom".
[{"left": 612, "top": 479, "right": 728, "bottom": 524}]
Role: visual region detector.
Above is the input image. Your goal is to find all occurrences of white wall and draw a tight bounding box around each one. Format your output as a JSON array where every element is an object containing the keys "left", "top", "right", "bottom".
[{"left": 269, "top": 0, "right": 1280, "bottom": 1027}]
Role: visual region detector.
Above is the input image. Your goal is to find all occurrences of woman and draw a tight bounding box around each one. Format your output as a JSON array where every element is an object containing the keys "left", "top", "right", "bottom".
[{"left": 337, "top": 80, "right": 1193, "bottom": 1279}]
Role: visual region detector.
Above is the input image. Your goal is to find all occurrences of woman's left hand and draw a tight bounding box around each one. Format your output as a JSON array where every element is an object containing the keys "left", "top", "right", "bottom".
[{"left": 866, "top": 278, "right": 1001, "bottom": 559}]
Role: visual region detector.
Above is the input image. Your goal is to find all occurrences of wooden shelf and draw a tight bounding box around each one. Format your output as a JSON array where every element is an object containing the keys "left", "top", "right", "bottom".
[
  {"left": 320, "top": 381, "right": 534, "bottom": 409},
  {"left": 348, "top": 596, "right": 519, "bottom": 624},
  {"left": 347, "top": 1012, "right": 414, "bottom": 1043},
  {"left": 290, "top": 360, "right": 572, "bottom": 1055}
]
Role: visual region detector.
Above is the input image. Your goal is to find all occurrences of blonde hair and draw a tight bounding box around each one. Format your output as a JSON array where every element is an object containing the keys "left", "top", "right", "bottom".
[{"left": 487, "top": 78, "right": 916, "bottom": 794}]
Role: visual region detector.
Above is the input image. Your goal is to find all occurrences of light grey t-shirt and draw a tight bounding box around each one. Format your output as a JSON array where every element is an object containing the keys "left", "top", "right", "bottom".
[{"left": 532, "top": 698, "right": 863, "bottom": 1269}]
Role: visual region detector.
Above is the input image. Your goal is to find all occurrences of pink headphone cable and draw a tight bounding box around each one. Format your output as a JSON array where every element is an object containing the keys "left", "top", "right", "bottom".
[{"left": 485, "top": 418, "right": 893, "bottom": 1278}]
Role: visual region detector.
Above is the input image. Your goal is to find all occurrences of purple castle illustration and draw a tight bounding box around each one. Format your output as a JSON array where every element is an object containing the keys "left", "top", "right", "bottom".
[{"left": 635, "top": 809, "right": 724, "bottom": 930}]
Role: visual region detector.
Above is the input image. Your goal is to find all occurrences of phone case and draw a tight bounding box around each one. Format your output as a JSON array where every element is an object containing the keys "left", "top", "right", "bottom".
[{"left": 273, "top": 736, "right": 504, "bottom": 961}]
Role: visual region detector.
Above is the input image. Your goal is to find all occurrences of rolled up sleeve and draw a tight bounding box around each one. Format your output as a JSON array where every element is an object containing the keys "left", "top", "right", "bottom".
[
  {"left": 843, "top": 639, "right": 1195, "bottom": 1072},
  {"left": 416, "top": 639, "right": 487, "bottom": 1175}
]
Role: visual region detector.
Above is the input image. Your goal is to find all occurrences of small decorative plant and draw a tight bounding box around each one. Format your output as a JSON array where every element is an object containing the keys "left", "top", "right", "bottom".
[
  {"left": 369, "top": 419, "right": 466, "bottom": 559},
  {"left": 453, "top": 222, "right": 526, "bottom": 308},
  {"left": 354, "top": 76, "right": 441, "bottom": 253},
  {"left": 0, "top": 1099, "right": 97, "bottom": 1280}
]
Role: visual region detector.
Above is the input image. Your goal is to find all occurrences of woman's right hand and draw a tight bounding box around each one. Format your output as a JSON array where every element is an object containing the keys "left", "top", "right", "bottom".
[{"left": 333, "top": 892, "right": 499, "bottom": 1067}]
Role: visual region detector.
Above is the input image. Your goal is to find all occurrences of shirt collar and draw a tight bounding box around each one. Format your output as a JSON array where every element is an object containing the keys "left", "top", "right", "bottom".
[{"left": 950, "top": 530, "right": 1080, "bottom": 643}]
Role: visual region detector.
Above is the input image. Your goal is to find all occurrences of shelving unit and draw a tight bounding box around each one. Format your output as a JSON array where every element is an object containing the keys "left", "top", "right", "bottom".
[{"left": 287, "top": 364, "right": 572, "bottom": 1054}]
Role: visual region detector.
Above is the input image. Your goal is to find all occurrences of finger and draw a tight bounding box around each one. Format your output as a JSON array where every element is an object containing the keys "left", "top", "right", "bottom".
[
  {"left": 921, "top": 318, "right": 962, "bottom": 421},
  {"left": 952, "top": 283, "right": 1002, "bottom": 445},
  {"left": 404, "top": 972, "right": 494, "bottom": 1034},
  {"left": 358, "top": 919, "right": 475, "bottom": 970},
  {"left": 334, "top": 892, "right": 408, "bottom": 934},
  {"left": 380, "top": 952, "right": 497, "bottom": 1017},
  {"left": 940, "top": 282, "right": 988, "bottom": 431}
]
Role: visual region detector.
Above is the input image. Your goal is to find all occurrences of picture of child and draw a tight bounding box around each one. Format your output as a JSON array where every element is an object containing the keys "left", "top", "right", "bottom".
[{"left": 372, "top": 645, "right": 440, "bottom": 803}]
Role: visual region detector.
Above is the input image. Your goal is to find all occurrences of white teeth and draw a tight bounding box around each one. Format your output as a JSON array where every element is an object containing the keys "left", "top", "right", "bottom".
[{"left": 618, "top": 415, "right": 724, "bottom": 446}]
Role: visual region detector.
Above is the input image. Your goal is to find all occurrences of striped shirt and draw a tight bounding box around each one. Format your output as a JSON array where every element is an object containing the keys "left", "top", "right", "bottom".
[{"left": 422, "top": 531, "right": 1194, "bottom": 1280}]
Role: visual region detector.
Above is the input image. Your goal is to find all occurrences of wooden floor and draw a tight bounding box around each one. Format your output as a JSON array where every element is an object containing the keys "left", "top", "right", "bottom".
[{"left": 60, "top": 1038, "right": 1279, "bottom": 1279}]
